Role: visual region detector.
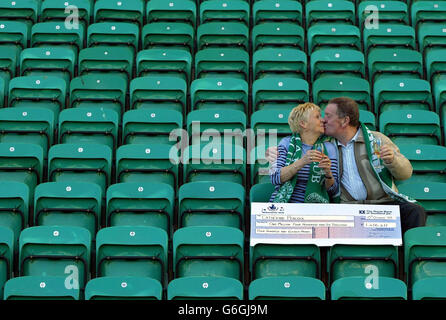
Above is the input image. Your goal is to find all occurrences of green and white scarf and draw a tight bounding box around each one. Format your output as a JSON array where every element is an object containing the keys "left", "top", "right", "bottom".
[
  {"left": 360, "top": 123, "right": 417, "bottom": 204},
  {"left": 273, "top": 133, "right": 331, "bottom": 203}
]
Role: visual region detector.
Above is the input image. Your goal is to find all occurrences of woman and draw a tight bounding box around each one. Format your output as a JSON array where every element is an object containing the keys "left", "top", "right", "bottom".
[{"left": 269, "top": 103, "right": 339, "bottom": 203}]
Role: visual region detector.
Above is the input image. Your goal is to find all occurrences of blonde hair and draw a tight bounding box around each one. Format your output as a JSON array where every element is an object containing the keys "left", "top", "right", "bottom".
[{"left": 288, "top": 103, "right": 321, "bottom": 133}]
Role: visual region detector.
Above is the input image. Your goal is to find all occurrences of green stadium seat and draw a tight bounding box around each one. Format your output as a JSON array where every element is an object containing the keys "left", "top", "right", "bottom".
[
  {"left": 363, "top": 24, "right": 416, "bottom": 56},
  {"left": 173, "top": 226, "right": 244, "bottom": 280},
  {"left": 191, "top": 78, "right": 248, "bottom": 113},
  {"left": 20, "top": 47, "right": 76, "bottom": 84},
  {"left": 178, "top": 181, "right": 245, "bottom": 229},
  {"left": 398, "top": 182, "right": 446, "bottom": 226},
  {"left": 70, "top": 74, "right": 128, "bottom": 120},
  {"left": 4, "top": 276, "right": 80, "bottom": 300},
  {"left": 197, "top": 22, "right": 249, "bottom": 51},
  {"left": 130, "top": 76, "right": 187, "bottom": 115},
  {"left": 411, "top": 1, "right": 446, "bottom": 30},
  {"left": 0, "top": 0, "right": 39, "bottom": 27},
  {"left": 249, "top": 276, "right": 326, "bottom": 300},
  {"left": 432, "top": 74, "right": 446, "bottom": 130},
  {"left": 249, "top": 110, "right": 290, "bottom": 184},
  {"left": 249, "top": 181, "right": 275, "bottom": 202},
  {"left": 106, "top": 182, "right": 174, "bottom": 236},
  {"left": 367, "top": 48, "right": 423, "bottom": 82},
  {"left": 359, "top": 110, "right": 376, "bottom": 131},
  {"left": 96, "top": 226, "right": 168, "bottom": 287},
  {"left": 250, "top": 109, "right": 291, "bottom": 147},
  {"left": 331, "top": 276, "right": 407, "bottom": 300},
  {"left": 115, "top": 144, "right": 179, "bottom": 192},
  {"left": 251, "top": 243, "right": 321, "bottom": 280},
  {"left": 327, "top": 245, "right": 399, "bottom": 284},
  {"left": 252, "top": 22, "right": 304, "bottom": 51},
  {"left": 48, "top": 143, "right": 112, "bottom": 194},
  {"left": 187, "top": 109, "right": 246, "bottom": 147},
  {"left": 94, "top": 0, "right": 144, "bottom": 27},
  {"left": 310, "top": 48, "right": 365, "bottom": 82},
  {"left": 404, "top": 226, "right": 446, "bottom": 288},
  {"left": 19, "top": 226, "right": 91, "bottom": 288},
  {"left": 31, "top": 22, "right": 85, "bottom": 55},
  {"left": 312, "top": 75, "right": 371, "bottom": 111},
  {"left": 182, "top": 144, "right": 246, "bottom": 185},
  {"left": 0, "top": 20, "right": 28, "bottom": 51},
  {"left": 418, "top": 24, "right": 446, "bottom": 58},
  {"left": 136, "top": 48, "right": 192, "bottom": 82},
  {"left": 412, "top": 277, "right": 446, "bottom": 300},
  {"left": 250, "top": 146, "right": 272, "bottom": 185},
  {"left": 0, "top": 77, "right": 4, "bottom": 108},
  {"left": 0, "top": 107, "right": 55, "bottom": 159},
  {"left": 34, "top": 182, "right": 102, "bottom": 237},
  {"left": 0, "top": 226, "right": 13, "bottom": 296},
  {"left": 358, "top": 1, "right": 409, "bottom": 29},
  {"left": 87, "top": 22, "right": 140, "bottom": 53},
  {"left": 8, "top": 75, "right": 67, "bottom": 118},
  {"left": 253, "top": 48, "right": 307, "bottom": 80},
  {"left": 398, "top": 144, "right": 446, "bottom": 185},
  {"left": 373, "top": 78, "right": 433, "bottom": 114},
  {"left": 78, "top": 46, "right": 134, "bottom": 81},
  {"left": 0, "top": 143, "right": 43, "bottom": 197},
  {"left": 195, "top": 48, "right": 249, "bottom": 80},
  {"left": 122, "top": 109, "right": 183, "bottom": 146},
  {"left": 306, "top": 0, "right": 355, "bottom": 29},
  {"left": 85, "top": 276, "right": 163, "bottom": 300},
  {"left": 200, "top": 0, "right": 249, "bottom": 25},
  {"left": 58, "top": 108, "right": 119, "bottom": 152},
  {"left": 307, "top": 24, "right": 361, "bottom": 53},
  {"left": 0, "top": 46, "right": 19, "bottom": 84},
  {"left": 253, "top": 0, "right": 302, "bottom": 26},
  {"left": 147, "top": 0, "right": 196, "bottom": 27},
  {"left": 426, "top": 48, "right": 446, "bottom": 83},
  {"left": 379, "top": 110, "right": 441, "bottom": 146},
  {"left": 252, "top": 77, "right": 309, "bottom": 112},
  {"left": 0, "top": 182, "right": 29, "bottom": 251},
  {"left": 167, "top": 276, "right": 243, "bottom": 300},
  {"left": 142, "top": 22, "right": 195, "bottom": 53},
  {"left": 40, "top": 0, "right": 92, "bottom": 29}
]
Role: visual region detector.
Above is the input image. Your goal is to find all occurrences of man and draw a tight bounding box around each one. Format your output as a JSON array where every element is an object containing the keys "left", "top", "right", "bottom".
[{"left": 267, "top": 97, "right": 426, "bottom": 234}]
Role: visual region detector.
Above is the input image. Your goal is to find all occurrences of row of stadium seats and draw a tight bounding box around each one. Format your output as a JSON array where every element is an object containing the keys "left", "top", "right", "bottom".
[
  {"left": 1, "top": 73, "right": 446, "bottom": 119},
  {"left": 3, "top": 44, "right": 446, "bottom": 85},
  {"left": 1, "top": 224, "right": 445, "bottom": 299},
  {"left": 2, "top": 0, "right": 446, "bottom": 31},
  {"left": 2, "top": 18, "right": 446, "bottom": 55},
  {"left": 1, "top": 106, "right": 443, "bottom": 151},
  {"left": 4, "top": 274, "right": 438, "bottom": 300}
]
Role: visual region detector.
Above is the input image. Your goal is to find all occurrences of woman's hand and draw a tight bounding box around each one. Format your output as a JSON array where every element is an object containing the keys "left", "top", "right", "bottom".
[{"left": 298, "top": 150, "right": 324, "bottom": 166}]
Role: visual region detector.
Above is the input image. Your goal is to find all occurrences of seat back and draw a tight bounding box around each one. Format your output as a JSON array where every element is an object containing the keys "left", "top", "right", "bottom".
[
  {"left": 173, "top": 226, "right": 244, "bottom": 280},
  {"left": 178, "top": 181, "right": 245, "bottom": 229},
  {"left": 96, "top": 226, "right": 168, "bottom": 287},
  {"left": 106, "top": 182, "right": 174, "bottom": 236},
  {"left": 34, "top": 182, "right": 102, "bottom": 237},
  {"left": 48, "top": 143, "right": 112, "bottom": 194},
  {"left": 19, "top": 226, "right": 91, "bottom": 289}
]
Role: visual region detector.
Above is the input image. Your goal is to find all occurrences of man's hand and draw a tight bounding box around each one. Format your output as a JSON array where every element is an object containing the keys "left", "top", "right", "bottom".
[
  {"left": 318, "top": 154, "right": 332, "bottom": 176},
  {"left": 380, "top": 144, "right": 395, "bottom": 164}
]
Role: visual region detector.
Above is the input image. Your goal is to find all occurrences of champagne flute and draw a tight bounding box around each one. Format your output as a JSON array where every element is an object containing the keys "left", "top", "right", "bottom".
[
  {"left": 315, "top": 144, "right": 325, "bottom": 175},
  {"left": 373, "top": 138, "right": 384, "bottom": 170}
]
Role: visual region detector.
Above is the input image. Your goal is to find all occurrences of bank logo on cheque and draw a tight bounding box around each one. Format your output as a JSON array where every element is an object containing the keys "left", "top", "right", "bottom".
[{"left": 263, "top": 204, "right": 284, "bottom": 213}]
